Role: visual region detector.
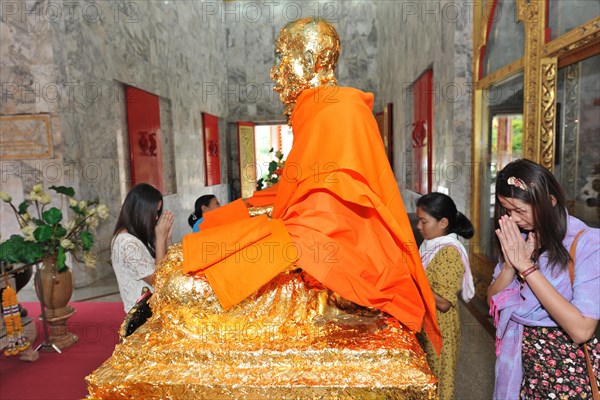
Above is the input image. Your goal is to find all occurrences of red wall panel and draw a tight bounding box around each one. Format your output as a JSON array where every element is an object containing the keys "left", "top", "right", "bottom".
[
  {"left": 412, "top": 70, "right": 433, "bottom": 194},
  {"left": 126, "top": 86, "right": 164, "bottom": 193},
  {"left": 203, "top": 113, "right": 221, "bottom": 186}
]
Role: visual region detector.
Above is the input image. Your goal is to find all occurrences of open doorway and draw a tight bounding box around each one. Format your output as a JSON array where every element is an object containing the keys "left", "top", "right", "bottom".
[
  {"left": 489, "top": 113, "right": 524, "bottom": 213},
  {"left": 254, "top": 124, "right": 293, "bottom": 189}
]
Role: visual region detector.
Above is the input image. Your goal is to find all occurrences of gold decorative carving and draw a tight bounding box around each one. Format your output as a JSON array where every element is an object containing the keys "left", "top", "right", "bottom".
[
  {"left": 544, "top": 17, "right": 600, "bottom": 58},
  {"left": 476, "top": 59, "right": 524, "bottom": 90},
  {"left": 238, "top": 124, "right": 257, "bottom": 199},
  {"left": 248, "top": 205, "right": 273, "bottom": 218},
  {"left": 470, "top": 90, "right": 484, "bottom": 240},
  {"left": 539, "top": 57, "right": 557, "bottom": 171},
  {"left": 470, "top": 0, "right": 489, "bottom": 245},
  {"left": 0, "top": 114, "right": 53, "bottom": 159},
  {"left": 517, "top": 0, "right": 546, "bottom": 162}
]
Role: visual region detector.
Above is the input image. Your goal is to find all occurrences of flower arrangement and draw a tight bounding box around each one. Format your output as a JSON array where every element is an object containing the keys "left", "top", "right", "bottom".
[
  {"left": 256, "top": 148, "right": 285, "bottom": 191},
  {"left": 0, "top": 184, "right": 109, "bottom": 272}
]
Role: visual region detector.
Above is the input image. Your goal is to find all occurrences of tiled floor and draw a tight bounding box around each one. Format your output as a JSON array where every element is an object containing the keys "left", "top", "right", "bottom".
[
  {"left": 17, "top": 272, "right": 497, "bottom": 398},
  {"left": 455, "top": 300, "right": 496, "bottom": 399}
]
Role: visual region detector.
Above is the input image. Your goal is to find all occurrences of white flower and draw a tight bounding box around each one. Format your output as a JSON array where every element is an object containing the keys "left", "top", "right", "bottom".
[
  {"left": 67, "top": 220, "right": 77, "bottom": 231},
  {"left": 83, "top": 252, "right": 96, "bottom": 269},
  {"left": 60, "top": 238, "right": 75, "bottom": 250},
  {"left": 96, "top": 204, "right": 109, "bottom": 220},
  {"left": 69, "top": 198, "right": 78, "bottom": 207},
  {"left": 32, "top": 184, "right": 44, "bottom": 194},
  {"left": 0, "top": 192, "right": 12, "bottom": 202},
  {"left": 27, "top": 191, "right": 41, "bottom": 202},
  {"left": 87, "top": 216, "right": 99, "bottom": 230},
  {"left": 22, "top": 212, "right": 30, "bottom": 222},
  {"left": 78, "top": 200, "right": 87, "bottom": 209},
  {"left": 39, "top": 194, "right": 52, "bottom": 205},
  {"left": 20, "top": 224, "right": 36, "bottom": 241}
]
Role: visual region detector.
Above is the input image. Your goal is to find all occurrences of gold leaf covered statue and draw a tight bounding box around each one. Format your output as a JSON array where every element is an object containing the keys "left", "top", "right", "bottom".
[
  {"left": 86, "top": 18, "right": 439, "bottom": 399},
  {"left": 270, "top": 17, "right": 340, "bottom": 119}
]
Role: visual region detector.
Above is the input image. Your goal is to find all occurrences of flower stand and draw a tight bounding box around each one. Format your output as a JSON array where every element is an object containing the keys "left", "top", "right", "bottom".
[{"left": 34, "top": 257, "right": 78, "bottom": 350}]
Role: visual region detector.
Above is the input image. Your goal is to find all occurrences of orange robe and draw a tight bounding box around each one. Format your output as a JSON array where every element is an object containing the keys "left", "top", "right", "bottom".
[
  {"left": 280, "top": 86, "right": 440, "bottom": 351},
  {"left": 186, "top": 86, "right": 441, "bottom": 353}
]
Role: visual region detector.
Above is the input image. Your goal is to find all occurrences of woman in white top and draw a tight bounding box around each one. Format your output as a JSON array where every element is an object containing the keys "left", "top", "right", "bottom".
[{"left": 111, "top": 183, "right": 173, "bottom": 312}]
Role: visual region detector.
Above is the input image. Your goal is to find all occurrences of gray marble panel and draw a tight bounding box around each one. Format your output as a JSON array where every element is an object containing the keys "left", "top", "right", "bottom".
[
  {"left": 223, "top": 0, "right": 378, "bottom": 122},
  {"left": 377, "top": 0, "right": 473, "bottom": 214}
]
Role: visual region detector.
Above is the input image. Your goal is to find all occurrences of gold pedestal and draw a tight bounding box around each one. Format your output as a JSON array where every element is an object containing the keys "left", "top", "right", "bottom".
[{"left": 86, "top": 245, "right": 436, "bottom": 399}]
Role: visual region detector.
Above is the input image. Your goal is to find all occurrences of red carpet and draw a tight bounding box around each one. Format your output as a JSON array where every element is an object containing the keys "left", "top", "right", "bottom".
[{"left": 1, "top": 302, "right": 125, "bottom": 400}]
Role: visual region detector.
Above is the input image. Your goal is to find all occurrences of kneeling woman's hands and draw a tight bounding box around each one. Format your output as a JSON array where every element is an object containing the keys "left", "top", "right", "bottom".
[{"left": 156, "top": 210, "right": 174, "bottom": 246}]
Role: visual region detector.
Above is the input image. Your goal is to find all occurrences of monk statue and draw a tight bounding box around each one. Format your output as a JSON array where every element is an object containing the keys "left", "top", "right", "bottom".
[
  {"left": 270, "top": 16, "right": 340, "bottom": 119},
  {"left": 86, "top": 18, "right": 439, "bottom": 399}
]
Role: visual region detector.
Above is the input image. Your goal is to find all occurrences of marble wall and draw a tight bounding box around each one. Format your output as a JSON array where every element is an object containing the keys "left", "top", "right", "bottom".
[
  {"left": 376, "top": 0, "right": 473, "bottom": 214},
  {"left": 222, "top": 0, "right": 378, "bottom": 123},
  {"left": 1, "top": 0, "right": 472, "bottom": 287},
  {"left": 1, "top": 0, "right": 230, "bottom": 286}
]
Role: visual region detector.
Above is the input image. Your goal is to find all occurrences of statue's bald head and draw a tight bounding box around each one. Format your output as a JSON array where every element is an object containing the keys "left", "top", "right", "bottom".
[{"left": 270, "top": 18, "right": 340, "bottom": 119}]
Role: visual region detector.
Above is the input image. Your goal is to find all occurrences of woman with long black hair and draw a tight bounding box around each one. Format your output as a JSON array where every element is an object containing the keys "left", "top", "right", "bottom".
[{"left": 111, "top": 183, "right": 173, "bottom": 312}]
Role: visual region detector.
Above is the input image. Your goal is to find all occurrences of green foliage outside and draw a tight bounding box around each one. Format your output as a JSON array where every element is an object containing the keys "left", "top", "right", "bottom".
[{"left": 256, "top": 148, "right": 285, "bottom": 191}]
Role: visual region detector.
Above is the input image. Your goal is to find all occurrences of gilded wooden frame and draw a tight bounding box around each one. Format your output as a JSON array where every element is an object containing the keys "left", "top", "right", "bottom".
[
  {"left": 470, "top": 2, "right": 600, "bottom": 275},
  {"left": 0, "top": 114, "right": 53, "bottom": 159},
  {"left": 238, "top": 122, "right": 257, "bottom": 199}
]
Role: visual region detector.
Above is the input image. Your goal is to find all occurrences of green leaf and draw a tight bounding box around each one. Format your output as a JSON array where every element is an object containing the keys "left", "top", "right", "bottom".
[
  {"left": 0, "top": 236, "right": 44, "bottom": 264},
  {"left": 49, "top": 185, "right": 75, "bottom": 197},
  {"left": 6, "top": 235, "right": 25, "bottom": 245},
  {"left": 0, "top": 236, "right": 24, "bottom": 263},
  {"left": 268, "top": 160, "right": 278, "bottom": 174},
  {"left": 18, "top": 201, "right": 29, "bottom": 214},
  {"left": 32, "top": 218, "right": 44, "bottom": 226},
  {"left": 21, "top": 242, "right": 44, "bottom": 264},
  {"left": 56, "top": 246, "right": 67, "bottom": 272},
  {"left": 80, "top": 231, "right": 94, "bottom": 251},
  {"left": 42, "top": 208, "right": 63, "bottom": 225},
  {"left": 34, "top": 225, "right": 53, "bottom": 242},
  {"left": 55, "top": 224, "right": 67, "bottom": 238},
  {"left": 70, "top": 205, "right": 85, "bottom": 216}
]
